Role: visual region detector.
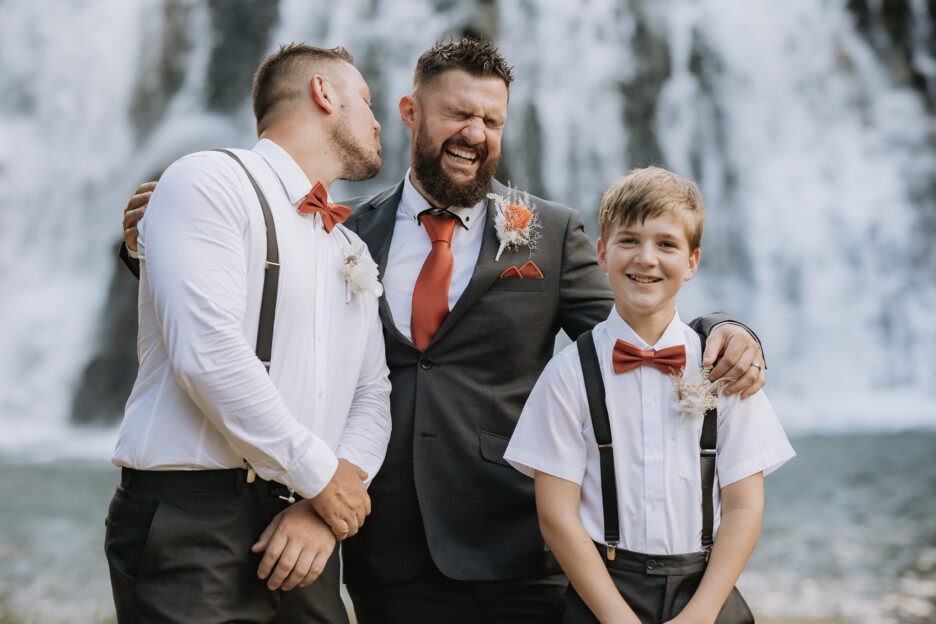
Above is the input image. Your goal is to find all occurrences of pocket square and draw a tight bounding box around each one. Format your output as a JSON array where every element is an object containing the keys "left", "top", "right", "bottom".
[{"left": 499, "top": 260, "right": 544, "bottom": 279}]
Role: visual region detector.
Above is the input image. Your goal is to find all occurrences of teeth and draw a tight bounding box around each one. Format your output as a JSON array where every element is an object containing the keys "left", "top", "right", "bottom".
[
  {"left": 446, "top": 147, "right": 476, "bottom": 162},
  {"left": 628, "top": 275, "right": 660, "bottom": 283}
]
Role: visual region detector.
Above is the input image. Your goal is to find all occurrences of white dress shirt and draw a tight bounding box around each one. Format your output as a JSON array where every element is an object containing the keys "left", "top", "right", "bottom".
[
  {"left": 381, "top": 170, "right": 486, "bottom": 342},
  {"left": 505, "top": 309, "right": 795, "bottom": 555},
  {"left": 113, "top": 139, "right": 392, "bottom": 500}
]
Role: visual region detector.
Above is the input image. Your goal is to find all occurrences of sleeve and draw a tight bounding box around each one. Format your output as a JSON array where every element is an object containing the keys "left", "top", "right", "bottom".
[
  {"left": 335, "top": 282, "right": 392, "bottom": 486},
  {"left": 141, "top": 153, "right": 339, "bottom": 499},
  {"left": 556, "top": 208, "right": 615, "bottom": 339},
  {"left": 118, "top": 241, "right": 141, "bottom": 279},
  {"left": 505, "top": 350, "right": 590, "bottom": 484},
  {"left": 715, "top": 390, "right": 796, "bottom": 486}
]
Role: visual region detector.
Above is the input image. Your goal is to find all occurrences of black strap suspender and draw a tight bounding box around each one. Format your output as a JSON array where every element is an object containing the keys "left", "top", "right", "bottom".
[
  {"left": 575, "top": 329, "right": 718, "bottom": 561},
  {"left": 213, "top": 149, "right": 279, "bottom": 371},
  {"left": 576, "top": 330, "right": 621, "bottom": 559}
]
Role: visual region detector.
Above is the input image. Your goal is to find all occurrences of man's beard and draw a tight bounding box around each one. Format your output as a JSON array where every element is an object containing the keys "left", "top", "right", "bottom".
[
  {"left": 412, "top": 125, "right": 499, "bottom": 208},
  {"left": 332, "top": 109, "right": 382, "bottom": 182}
]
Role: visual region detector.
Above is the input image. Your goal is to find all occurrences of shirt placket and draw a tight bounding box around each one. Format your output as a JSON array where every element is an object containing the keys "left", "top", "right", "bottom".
[
  {"left": 312, "top": 221, "right": 327, "bottom": 413},
  {"left": 642, "top": 369, "right": 666, "bottom": 551}
]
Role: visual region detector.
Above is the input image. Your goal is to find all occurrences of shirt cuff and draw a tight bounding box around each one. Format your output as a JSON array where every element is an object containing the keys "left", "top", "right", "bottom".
[{"left": 278, "top": 436, "right": 339, "bottom": 500}]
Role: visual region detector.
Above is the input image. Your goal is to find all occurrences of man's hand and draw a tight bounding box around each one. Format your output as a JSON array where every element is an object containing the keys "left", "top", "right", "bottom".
[
  {"left": 702, "top": 324, "right": 765, "bottom": 398},
  {"left": 251, "top": 500, "right": 336, "bottom": 591},
  {"left": 309, "top": 458, "right": 370, "bottom": 540},
  {"left": 123, "top": 181, "right": 157, "bottom": 252}
]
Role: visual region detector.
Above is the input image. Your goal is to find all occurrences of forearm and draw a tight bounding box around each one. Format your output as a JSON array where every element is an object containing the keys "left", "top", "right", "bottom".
[
  {"left": 536, "top": 473, "right": 638, "bottom": 624},
  {"left": 336, "top": 305, "right": 392, "bottom": 484},
  {"left": 675, "top": 476, "right": 763, "bottom": 623}
]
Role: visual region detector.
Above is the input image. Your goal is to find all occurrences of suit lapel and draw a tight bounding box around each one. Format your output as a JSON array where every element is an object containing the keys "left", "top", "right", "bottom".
[{"left": 352, "top": 181, "right": 413, "bottom": 346}]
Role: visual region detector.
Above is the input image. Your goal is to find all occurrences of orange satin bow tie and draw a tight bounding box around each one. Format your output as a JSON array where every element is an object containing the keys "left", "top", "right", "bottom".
[
  {"left": 612, "top": 340, "right": 686, "bottom": 376},
  {"left": 297, "top": 182, "right": 351, "bottom": 233}
]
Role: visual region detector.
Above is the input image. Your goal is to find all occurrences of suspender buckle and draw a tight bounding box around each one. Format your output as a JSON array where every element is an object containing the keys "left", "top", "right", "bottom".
[
  {"left": 700, "top": 448, "right": 716, "bottom": 456},
  {"left": 598, "top": 442, "right": 613, "bottom": 450},
  {"left": 703, "top": 544, "right": 712, "bottom": 562},
  {"left": 606, "top": 541, "right": 619, "bottom": 561},
  {"left": 265, "top": 260, "right": 280, "bottom": 270}
]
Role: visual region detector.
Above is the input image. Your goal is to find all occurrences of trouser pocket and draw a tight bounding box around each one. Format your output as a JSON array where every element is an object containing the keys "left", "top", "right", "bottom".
[{"left": 104, "top": 486, "right": 160, "bottom": 583}]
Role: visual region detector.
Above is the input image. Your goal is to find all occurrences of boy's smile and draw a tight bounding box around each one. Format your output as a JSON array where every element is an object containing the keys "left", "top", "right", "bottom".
[{"left": 597, "top": 214, "right": 700, "bottom": 342}]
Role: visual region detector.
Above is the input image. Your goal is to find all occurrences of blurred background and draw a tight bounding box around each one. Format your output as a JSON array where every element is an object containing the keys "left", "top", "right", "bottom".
[{"left": 0, "top": 0, "right": 934, "bottom": 622}]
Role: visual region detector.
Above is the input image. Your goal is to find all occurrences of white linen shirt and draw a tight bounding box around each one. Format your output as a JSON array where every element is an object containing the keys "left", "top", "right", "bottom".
[
  {"left": 381, "top": 170, "right": 486, "bottom": 342},
  {"left": 505, "top": 309, "right": 795, "bottom": 555},
  {"left": 112, "top": 138, "right": 392, "bottom": 500}
]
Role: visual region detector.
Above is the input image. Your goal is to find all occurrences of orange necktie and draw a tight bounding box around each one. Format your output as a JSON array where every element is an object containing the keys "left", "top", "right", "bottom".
[
  {"left": 411, "top": 214, "right": 457, "bottom": 351},
  {"left": 297, "top": 182, "right": 351, "bottom": 233},
  {"left": 612, "top": 340, "right": 686, "bottom": 376}
]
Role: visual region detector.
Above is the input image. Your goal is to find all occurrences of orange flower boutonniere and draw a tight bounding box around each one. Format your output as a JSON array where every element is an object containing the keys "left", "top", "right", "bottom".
[{"left": 487, "top": 188, "right": 541, "bottom": 261}]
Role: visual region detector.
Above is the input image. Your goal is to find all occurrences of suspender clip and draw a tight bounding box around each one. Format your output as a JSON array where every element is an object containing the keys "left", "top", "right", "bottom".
[
  {"left": 279, "top": 488, "right": 296, "bottom": 504},
  {"left": 703, "top": 544, "right": 712, "bottom": 562},
  {"left": 606, "top": 541, "right": 619, "bottom": 561},
  {"left": 265, "top": 260, "right": 280, "bottom": 270}
]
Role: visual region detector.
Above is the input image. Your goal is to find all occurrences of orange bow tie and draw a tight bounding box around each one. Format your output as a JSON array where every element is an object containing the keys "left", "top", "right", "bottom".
[
  {"left": 298, "top": 182, "right": 351, "bottom": 233},
  {"left": 612, "top": 340, "right": 686, "bottom": 376}
]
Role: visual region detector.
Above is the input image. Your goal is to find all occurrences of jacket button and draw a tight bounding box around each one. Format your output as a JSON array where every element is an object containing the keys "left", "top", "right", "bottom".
[{"left": 419, "top": 356, "right": 433, "bottom": 370}]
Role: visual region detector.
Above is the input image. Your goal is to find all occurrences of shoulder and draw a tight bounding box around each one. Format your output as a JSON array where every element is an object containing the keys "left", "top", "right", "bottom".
[
  {"left": 343, "top": 181, "right": 404, "bottom": 219},
  {"left": 491, "top": 179, "right": 579, "bottom": 227}
]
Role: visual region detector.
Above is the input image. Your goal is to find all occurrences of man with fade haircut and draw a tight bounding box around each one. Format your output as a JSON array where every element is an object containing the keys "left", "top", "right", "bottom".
[
  {"left": 119, "top": 38, "right": 766, "bottom": 623},
  {"left": 106, "top": 43, "right": 390, "bottom": 623}
]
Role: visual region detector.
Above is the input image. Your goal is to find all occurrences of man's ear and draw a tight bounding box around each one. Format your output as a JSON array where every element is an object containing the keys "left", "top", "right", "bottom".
[
  {"left": 310, "top": 75, "right": 336, "bottom": 114},
  {"left": 596, "top": 239, "right": 608, "bottom": 273},
  {"left": 399, "top": 94, "right": 419, "bottom": 130}
]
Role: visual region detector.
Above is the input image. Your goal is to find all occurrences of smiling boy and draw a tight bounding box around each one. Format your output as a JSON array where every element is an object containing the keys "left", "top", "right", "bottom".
[{"left": 505, "top": 167, "right": 795, "bottom": 623}]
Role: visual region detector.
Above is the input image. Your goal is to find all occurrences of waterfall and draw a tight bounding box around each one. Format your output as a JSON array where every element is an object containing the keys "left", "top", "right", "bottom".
[{"left": 1, "top": 0, "right": 933, "bottom": 459}]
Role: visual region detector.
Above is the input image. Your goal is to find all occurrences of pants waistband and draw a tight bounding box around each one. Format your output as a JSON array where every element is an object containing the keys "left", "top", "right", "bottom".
[
  {"left": 120, "top": 467, "right": 298, "bottom": 499},
  {"left": 594, "top": 542, "right": 707, "bottom": 576}
]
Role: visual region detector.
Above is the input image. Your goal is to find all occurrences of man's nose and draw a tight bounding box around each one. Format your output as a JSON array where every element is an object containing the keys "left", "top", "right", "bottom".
[{"left": 460, "top": 117, "right": 485, "bottom": 145}]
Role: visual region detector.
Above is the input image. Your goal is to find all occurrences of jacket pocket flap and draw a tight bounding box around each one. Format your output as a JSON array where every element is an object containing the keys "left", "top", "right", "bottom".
[{"left": 479, "top": 430, "right": 511, "bottom": 467}]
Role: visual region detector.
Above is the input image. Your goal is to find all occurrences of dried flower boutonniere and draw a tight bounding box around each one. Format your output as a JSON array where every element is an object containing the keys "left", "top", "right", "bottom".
[
  {"left": 487, "top": 188, "right": 540, "bottom": 261},
  {"left": 342, "top": 244, "right": 383, "bottom": 303},
  {"left": 671, "top": 366, "right": 732, "bottom": 437}
]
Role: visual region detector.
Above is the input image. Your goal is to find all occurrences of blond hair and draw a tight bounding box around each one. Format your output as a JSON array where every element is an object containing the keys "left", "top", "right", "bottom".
[{"left": 598, "top": 166, "right": 705, "bottom": 250}]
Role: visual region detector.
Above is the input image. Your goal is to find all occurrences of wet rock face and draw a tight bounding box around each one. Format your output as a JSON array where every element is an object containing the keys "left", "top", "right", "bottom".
[
  {"left": 204, "top": 0, "right": 280, "bottom": 113},
  {"left": 70, "top": 246, "right": 139, "bottom": 425},
  {"left": 846, "top": 0, "right": 936, "bottom": 109}
]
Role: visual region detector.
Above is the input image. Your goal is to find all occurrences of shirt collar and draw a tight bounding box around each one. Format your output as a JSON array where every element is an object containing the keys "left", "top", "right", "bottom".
[
  {"left": 400, "top": 169, "right": 485, "bottom": 230},
  {"left": 605, "top": 307, "right": 686, "bottom": 350},
  {"left": 253, "top": 138, "right": 331, "bottom": 207}
]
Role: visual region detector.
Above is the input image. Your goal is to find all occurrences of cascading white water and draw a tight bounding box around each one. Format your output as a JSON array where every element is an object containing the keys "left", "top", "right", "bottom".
[{"left": 0, "top": 2, "right": 934, "bottom": 620}]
